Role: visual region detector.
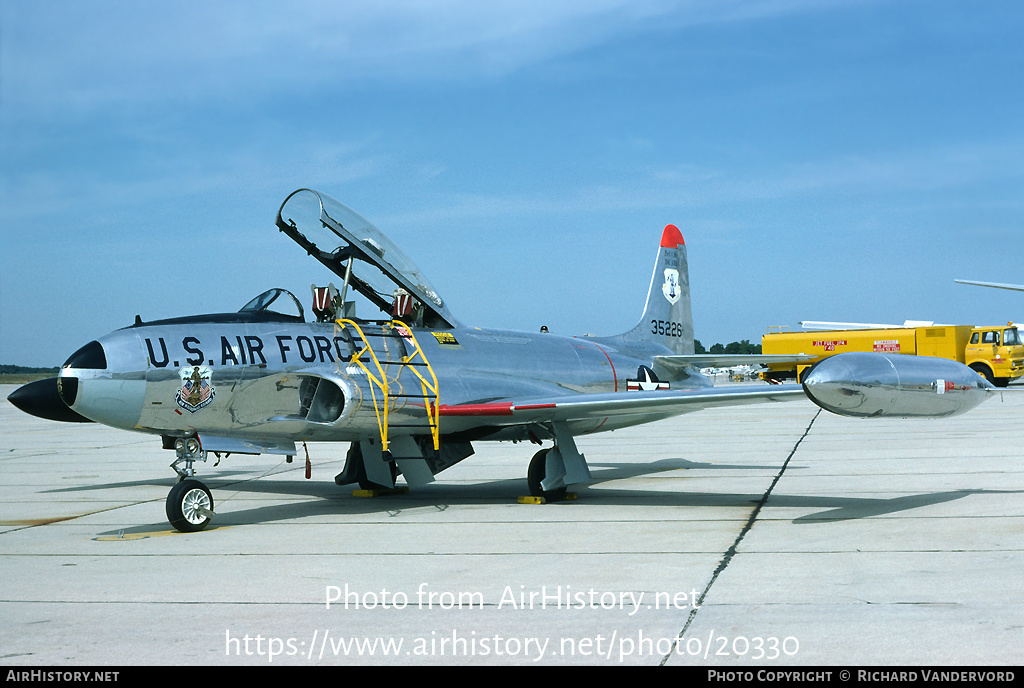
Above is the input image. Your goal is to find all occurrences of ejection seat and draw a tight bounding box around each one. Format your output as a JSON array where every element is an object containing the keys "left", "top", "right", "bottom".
[{"left": 311, "top": 283, "right": 341, "bottom": 322}]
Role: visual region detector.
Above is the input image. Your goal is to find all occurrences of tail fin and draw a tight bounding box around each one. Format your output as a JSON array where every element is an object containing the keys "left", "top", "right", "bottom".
[{"left": 604, "top": 225, "right": 695, "bottom": 355}]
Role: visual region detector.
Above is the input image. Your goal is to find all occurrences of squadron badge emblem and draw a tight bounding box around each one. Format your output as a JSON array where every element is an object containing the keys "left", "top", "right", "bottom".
[
  {"left": 662, "top": 268, "right": 680, "bottom": 304},
  {"left": 176, "top": 365, "right": 215, "bottom": 413}
]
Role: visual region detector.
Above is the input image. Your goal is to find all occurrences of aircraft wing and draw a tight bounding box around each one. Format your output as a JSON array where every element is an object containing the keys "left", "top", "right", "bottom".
[
  {"left": 954, "top": 280, "right": 1024, "bottom": 293},
  {"left": 798, "top": 320, "right": 937, "bottom": 330},
  {"left": 438, "top": 384, "right": 807, "bottom": 424}
]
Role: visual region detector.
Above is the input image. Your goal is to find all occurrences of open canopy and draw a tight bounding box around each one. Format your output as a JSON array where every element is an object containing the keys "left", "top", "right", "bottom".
[{"left": 275, "top": 189, "right": 457, "bottom": 328}]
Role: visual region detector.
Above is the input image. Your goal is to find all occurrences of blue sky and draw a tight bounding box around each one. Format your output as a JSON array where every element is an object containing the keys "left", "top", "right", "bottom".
[{"left": 2, "top": 0, "right": 1022, "bottom": 367}]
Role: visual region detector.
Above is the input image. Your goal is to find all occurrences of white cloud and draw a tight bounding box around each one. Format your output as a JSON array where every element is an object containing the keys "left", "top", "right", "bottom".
[{"left": 2, "top": 0, "right": 849, "bottom": 113}]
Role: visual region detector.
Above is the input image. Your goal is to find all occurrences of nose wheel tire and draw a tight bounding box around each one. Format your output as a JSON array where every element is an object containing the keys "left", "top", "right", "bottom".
[{"left": 166, "top": 479, "right": 214, "bottom": 532}]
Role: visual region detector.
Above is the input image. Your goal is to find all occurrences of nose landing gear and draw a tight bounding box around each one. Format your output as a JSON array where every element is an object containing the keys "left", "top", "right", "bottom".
[
  {"left": 167, "top": 437, "right": 214, "bottom": 532},
  {"left": 166, "top": 479, "right": 214, "bottom": 532}
]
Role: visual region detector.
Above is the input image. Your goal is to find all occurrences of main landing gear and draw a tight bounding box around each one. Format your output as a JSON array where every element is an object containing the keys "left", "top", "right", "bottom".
[
  {"left": 167, "top": 437, "right": 215, "bottom": 532},
  {"left": 527, "top": 448, "right": 567, "bottom": 502},
  {"left": 525, "top": 424, "right": 591, "bottom": 503}
]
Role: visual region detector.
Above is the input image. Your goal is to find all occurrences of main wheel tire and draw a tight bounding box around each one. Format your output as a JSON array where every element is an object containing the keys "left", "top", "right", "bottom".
[
  {"left": 166, "top": 479, "right": 214, "bottom": 532},
  {"left": 527, "top": 448, "right": 567, "bottom": 502}
]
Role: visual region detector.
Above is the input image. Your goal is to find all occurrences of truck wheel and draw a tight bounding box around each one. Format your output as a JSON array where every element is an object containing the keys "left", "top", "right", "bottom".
[{"left": 969, "top": 363, "right": 994, "bottom": 384}]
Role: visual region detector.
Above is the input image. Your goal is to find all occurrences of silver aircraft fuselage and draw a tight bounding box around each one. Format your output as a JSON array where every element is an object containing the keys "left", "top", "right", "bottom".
[{"left": 59, "top": 316, "right": 710, "bottom": 445}]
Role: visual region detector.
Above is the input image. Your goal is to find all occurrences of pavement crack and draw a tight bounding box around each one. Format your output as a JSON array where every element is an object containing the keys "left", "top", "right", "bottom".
[{"left": 660, "top": 408, "right": 821, "bottom": 665}]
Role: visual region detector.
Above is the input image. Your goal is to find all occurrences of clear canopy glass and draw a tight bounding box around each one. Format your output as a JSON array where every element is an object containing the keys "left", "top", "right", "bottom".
[{"left": 275, "top": 189, "right": 456, "bottom": 327}]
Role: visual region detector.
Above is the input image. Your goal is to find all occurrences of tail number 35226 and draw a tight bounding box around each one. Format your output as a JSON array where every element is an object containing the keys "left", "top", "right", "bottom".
[{"left": 651, "top": 320, "right": 685, "bottom": 337}]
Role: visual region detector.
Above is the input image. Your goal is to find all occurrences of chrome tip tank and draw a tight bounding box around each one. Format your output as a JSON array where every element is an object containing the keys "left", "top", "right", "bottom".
[{"left": 802, "top": 352, "right": 996, "bottom": 418}]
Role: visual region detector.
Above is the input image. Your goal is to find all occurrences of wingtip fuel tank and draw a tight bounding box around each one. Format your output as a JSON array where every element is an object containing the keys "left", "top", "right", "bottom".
[{"left": 802, "top": 352, "right": 996, "bottom": 418}]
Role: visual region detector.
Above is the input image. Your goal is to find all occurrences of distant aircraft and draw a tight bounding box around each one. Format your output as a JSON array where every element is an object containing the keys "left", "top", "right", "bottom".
[
  {"left": 7, "top": 189, "right": 996, "bottom": 531},
  {"left": 955, "top": 280, "right": 1024, "bottom": 293},
  {"left": 799, "top": 320, "right": 939, "bottom": 330}
]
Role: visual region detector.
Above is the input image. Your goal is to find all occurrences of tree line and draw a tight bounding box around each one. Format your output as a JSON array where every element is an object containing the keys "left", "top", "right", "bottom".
[
  {"left": 693, "top": 340, "right": 762, "bottom": 355},
  {"left": 0, "top": 365, "right": 59, "bottom": 375}
]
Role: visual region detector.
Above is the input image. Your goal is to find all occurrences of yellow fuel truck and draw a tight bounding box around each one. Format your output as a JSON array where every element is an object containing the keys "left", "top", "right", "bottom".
[{"left": 761, "top": 323, "right": 1024, "bottom": 387}]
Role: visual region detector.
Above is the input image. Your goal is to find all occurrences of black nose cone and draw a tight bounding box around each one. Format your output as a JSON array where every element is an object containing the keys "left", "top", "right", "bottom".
[{"left": 7, "top": 378, "right": 93, "bottom": 423}]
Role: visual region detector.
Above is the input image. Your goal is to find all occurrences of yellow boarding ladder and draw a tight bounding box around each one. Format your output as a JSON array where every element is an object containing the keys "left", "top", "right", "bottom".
[{"left": 336, "top": 319, "right": 440, "bottom": 456}]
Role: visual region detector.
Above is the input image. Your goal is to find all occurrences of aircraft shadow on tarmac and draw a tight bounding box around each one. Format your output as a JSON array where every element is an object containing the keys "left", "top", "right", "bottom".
[{"left": 38, "top": 457, "right": 1020, "bottom": 534}]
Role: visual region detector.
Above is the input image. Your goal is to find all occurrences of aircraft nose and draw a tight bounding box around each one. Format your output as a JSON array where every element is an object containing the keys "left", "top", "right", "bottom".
[
  {"left": 57, "top": 339, "right": 145, "bottom": 430},
  {"left": 7, "top": 378, "right": 94, "bottom": 423}
]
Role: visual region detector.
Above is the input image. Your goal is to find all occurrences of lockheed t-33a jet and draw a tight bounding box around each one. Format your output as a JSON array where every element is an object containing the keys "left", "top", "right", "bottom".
[{"left": 8, "top": 189, "right": 997, "bottom": 532}]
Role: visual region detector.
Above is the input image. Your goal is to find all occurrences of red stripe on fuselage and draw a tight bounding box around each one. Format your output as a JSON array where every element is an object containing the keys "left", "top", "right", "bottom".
[
  {"left": 591, "top": 341, "right": 617, "bottom": 392},
  {"left": 436, "top": 401, "right": 559, "bottom": 416},
  {"left": 437, "top": 403, "right": 514, "bottom": 416}
]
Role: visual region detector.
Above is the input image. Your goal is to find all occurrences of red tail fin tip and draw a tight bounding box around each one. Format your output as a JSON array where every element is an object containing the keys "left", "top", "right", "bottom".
[{"left": 660, "top": 224, "right": 684, "bottom": 248}]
